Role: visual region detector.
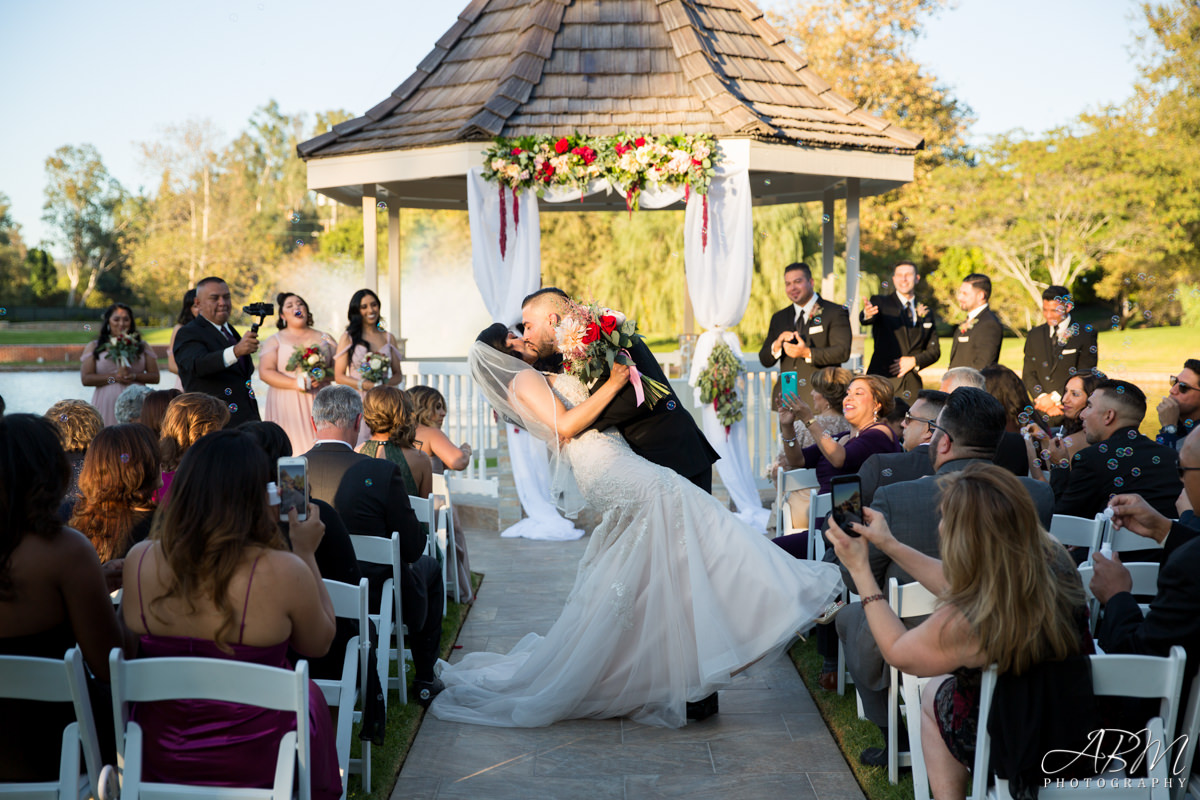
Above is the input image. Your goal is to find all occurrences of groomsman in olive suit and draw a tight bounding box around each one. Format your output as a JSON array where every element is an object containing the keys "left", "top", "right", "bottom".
[
  {"left": 948, "top": 273, "right": 1004, "bottom": 370},
  {"left": 1022, "top": 285, "right": 1098, "bottom": 419},
  {"left": 758, "top": 262, "right": 851, "bottom": 389},
  {"left": 860, "top": 261, "right": 940, "bottom": 402}
]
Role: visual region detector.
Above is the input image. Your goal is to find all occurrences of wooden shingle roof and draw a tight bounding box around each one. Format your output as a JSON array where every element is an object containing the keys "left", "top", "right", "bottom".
[{"left": 298, "top": 0, "right": 924, "bottom": 160}]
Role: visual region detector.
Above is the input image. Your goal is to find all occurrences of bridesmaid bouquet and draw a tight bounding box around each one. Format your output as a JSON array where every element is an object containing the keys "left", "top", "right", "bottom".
[
  {"left": 286, "top": 344, "right": 329, "bottom": 390},
  {"left": 106, "top": 331, "right": 143, "bottom": 368},
  {"left": 554, "top": 299, "right": 669, "bottom": 408},
  {"left": 358, "top": 351, "right": 390, "bottom": 385},
  {"left": 697, "top": 342, "right": 745, "bottom": 436}
]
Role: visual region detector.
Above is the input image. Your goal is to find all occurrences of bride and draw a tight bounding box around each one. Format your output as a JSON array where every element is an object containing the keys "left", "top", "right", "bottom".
[{"left": 429, "top": 324, "right": 844, "bottom": 728}]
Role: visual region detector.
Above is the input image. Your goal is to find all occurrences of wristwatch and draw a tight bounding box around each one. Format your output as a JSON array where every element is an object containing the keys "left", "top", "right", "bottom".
[{"left": 1163, "top": 425, "right": 1178, "bottom": 435}]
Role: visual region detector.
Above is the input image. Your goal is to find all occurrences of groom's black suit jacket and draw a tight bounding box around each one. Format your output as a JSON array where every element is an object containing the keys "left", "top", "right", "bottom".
[
  {"left": 173, "top": 315, "right": 261, "bottom": 425},
  {"left": 586, "top": 338, "right": 718, "bottom": 486}
]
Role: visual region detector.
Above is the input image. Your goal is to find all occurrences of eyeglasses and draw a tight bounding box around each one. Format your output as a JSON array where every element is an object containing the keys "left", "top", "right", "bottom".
[
  {"left": 1181, "top": 466, "right": 1200, "bottom": 480},
  {"left": 904, "top": 412, "right": 937, "bottom": 428},
  {"left": 927, "top": 421, "right": 954, "bottom": 444},
  {"left": 1170, "top": 375, "right": 1198, "bottom": 394}
]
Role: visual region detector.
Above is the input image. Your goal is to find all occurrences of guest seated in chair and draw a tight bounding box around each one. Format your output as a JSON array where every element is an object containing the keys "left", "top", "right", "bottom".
[
  {"left": 0, "top": 414, "right": 124, "bottom": 782},
  {"left": 121, "top": 430, "right": 342, "bottom": 799},
  {"left": 828, "top": 463, "right": 1093, "bottom": 798}
]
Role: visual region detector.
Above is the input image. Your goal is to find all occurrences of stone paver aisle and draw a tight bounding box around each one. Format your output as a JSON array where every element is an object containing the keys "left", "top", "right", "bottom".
[{"left": 392, "top": 526, "right": 866, "bottom": 800}]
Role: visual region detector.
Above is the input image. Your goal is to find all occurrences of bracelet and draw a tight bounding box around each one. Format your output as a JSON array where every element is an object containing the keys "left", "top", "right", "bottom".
[
  {"left": 357, "top": 378, "right": 365, "bottom": 392},
  {"left": 782, "top": 435, "right": 796, "bottom": 447},
  {"left": 861, "top": 593, "right": 886, "bottom": 607}
]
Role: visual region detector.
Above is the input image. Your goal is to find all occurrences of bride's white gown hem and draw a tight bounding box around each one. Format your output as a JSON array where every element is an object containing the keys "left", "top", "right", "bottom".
[{"left": 429, "top": 374, "right": 843, "bottom": 729}]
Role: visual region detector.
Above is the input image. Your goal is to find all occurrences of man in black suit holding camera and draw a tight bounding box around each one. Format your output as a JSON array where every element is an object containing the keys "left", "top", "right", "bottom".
[
  {"left": 758, "top": 262, "right": 852, "bottom": 389},
  {"left": 173, "top": 276, "right": 262, "bottom": 424}
]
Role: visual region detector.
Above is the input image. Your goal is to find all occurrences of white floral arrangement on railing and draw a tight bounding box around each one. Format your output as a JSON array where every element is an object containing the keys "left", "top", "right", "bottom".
[{"left": 481, "top": 132, "right": 720, "bottom": 257}]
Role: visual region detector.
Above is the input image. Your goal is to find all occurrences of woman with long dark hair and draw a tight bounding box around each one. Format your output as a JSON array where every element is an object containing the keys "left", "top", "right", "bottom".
[
  {"left": 121, "top": 430, "right": 341, "bottom": 797},
  {"left": 0, "top": 414, "right": 124, "bottom": 781},
  {"left": 334, "top": 289, "right": 403, "bottom": 442},
  {"left": 69, "top": 423, "right": 160, "bottom": 590},
  {"left": 166, "top": 288, "right": 197, "bottom": 390},
  {"left": 80, "top": 303, "right": 160, "bottom": 425},
  {"left": 259, "top": 292, "right": 336, "bottom": 454}
]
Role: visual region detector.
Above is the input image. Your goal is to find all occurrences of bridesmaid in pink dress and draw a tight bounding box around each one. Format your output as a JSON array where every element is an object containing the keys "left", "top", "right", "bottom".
[
  {"left": 333, "top": 289, "right": 405, "bottom": 445},
  {"left": 258, "top": 293, "right": 335, "bottom": 456},
  {"left": 80, "top": 303, "right": 161, "bottom": 426}
]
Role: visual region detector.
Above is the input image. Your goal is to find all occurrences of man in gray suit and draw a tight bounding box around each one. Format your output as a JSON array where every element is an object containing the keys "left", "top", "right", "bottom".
[
  {"left": 858, "top": 390, "right": 948, "bottom": 506},
  {"left": 834, "top": 387, "right": 1054, "bottom": 766}
]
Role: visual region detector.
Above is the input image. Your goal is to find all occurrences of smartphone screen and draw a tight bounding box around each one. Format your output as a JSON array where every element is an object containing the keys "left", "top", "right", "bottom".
[
  {"left": 277, "top": 457, "right": 308, "bottom": 521},
  {"left": 830, "top": 475, "right": 863, "bottom": 535},
  {"left": 780, "top": 371, "right": 799, "bottom": 402}
]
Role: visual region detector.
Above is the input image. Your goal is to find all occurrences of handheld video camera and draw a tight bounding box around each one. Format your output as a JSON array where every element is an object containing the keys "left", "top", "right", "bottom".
[{"left": 242, "top": 302, "right": 274, "bottom": 334}]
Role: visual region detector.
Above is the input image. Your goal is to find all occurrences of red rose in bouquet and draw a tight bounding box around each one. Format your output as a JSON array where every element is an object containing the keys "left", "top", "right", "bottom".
[
  {"left": 582, "top": 322, "right": 601, "bottom": 344},
  {"left": 553, "top": 299, "right": 670, "bottom": 409},
  {"left": 599, "top": 314, "right": 618, "bottom": 335}
]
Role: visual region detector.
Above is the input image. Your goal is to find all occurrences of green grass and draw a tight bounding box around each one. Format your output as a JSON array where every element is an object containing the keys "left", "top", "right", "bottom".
[
  {"left": 345, "top": 571, "right": 483, "bottom": 799},
  {"left": 789, "top": 637, "right": 914, "bottom": 800}
]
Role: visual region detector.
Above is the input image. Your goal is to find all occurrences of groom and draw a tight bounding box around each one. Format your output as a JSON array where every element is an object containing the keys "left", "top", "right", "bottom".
[{"left": 521, "top": 288, "right": 723, "bottom": 720}]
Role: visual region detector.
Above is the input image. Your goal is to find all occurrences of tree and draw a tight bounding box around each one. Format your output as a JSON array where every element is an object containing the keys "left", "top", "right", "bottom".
[
  {"left": 0, "top": 192, "right": 28, "bottom": 303},
  {"left": 26, "top": 248, "right": 61, "bottom": 303},
  {"left": 42, "top": 145, "right": 129, "bottom": 306}
]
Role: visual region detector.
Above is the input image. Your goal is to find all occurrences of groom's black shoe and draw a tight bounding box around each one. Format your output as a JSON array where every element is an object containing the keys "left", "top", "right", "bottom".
[{"left": 686, "top": 692, "right": 719, "bottom": 721}]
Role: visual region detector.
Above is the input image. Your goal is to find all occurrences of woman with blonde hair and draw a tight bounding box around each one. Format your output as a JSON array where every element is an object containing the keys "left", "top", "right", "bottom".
[
  {"left": 409, "top": 385, "right": 472, "bottom": 472},
  {"left": 156, "top": 392, "right": 230, "bottom": 502},
  {"left": 362, "top": 386, "right": 473, "bottom": 603},
  {"left": 121, "top": 430, "right": 341, "bottom": 797},
  {"left": 44, "top": 399, "right": 104, "bottom": 518},
  {"left": 827, "top": 463, "right": 1091, "bottom": 800}
]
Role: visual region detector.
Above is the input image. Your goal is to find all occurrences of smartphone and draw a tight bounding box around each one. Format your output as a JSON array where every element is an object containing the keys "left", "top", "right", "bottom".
[
  {"left": 780, "top": 371, "right": 799, "bottom": 403},
  {"left": 830, "top": 474, "right": 863, "bottom": 536},
  {"left": 277, "top": 456, "right": 309, "bottom": 521}
]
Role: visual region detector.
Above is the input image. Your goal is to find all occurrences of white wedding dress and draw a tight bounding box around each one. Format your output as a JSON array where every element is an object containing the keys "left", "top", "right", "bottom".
[{"left": 429, "top": 374, "right": 844, "bottom": 728}]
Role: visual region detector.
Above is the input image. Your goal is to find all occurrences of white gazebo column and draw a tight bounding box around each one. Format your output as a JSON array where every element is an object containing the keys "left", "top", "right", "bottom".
[
  {"left": 822, "top": 188, "right": 836, "bottom": 296},
  {"left": 387, "top": 203, "right": 402, "bottom": 349},
  {"left": 362, "top": 185, "right": 378, "bottom": 291},
  {"left": 845, "top": 177, "right": 861, "bottom": 332}
]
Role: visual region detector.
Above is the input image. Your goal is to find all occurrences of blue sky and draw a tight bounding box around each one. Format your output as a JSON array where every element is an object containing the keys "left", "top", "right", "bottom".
[{"left": 0, "top": 0, "right": 1145, "bottom": 252}]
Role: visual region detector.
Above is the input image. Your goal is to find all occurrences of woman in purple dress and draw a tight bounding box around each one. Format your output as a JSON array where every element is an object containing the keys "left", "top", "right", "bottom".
[
  {"left": 80, "top": 304, "right": 160, "bottom": 426},
  {"left": 121, "top": 430, "right": 341, "bottom": 798}
]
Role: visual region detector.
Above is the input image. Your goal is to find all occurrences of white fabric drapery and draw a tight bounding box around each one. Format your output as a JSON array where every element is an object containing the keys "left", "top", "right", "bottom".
[
  {"left": 684, "top": 166, "right": 770, "bottom": 531},
  {"left": 468, "top": 168, "right": 583, "bottom": 541}
]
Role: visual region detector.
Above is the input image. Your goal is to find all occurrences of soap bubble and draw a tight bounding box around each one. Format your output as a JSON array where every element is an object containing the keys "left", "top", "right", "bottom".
[
  {"left": 822, "top": 214, "right": 831, "bottom": 223},
  {"left": 763, "top": 179, "right": 771, "bottom": 186},
  {"left": 1131, "top": 467, "right": 1141, "bottom": 478},
  {"left": 224, "top": 388, "right": 232, "bottom": 396},
  {"left": 107, "top": 377, "right": 115, "bottom": 384},
  {"left": 84, "top": 324, "right": 92, "bottom": 331},
  {"left": 1106, "top": 459, "right": 1118, "bottom": 470},
  {"left": 229, "top": 403, "right": 239, "bottom": 413},
  {"left": 1098, "top": 443, "right": 1108, "bottom": 453},
  {"left": 296, "top": 239, "right": 305, "bottom": 246},
  {"left": 364, "top": 478, "right": 373, "bottom": 487},
  {"left": 1127, "top": 430, "right": 1137, "bottom": 440},
  {"left": 1114, "top": 477, "right": 1124, "bottom": 487},
  {"left": 882, "top": 468, "right": 893, "bottom": 477},
  {"left": 0, "top": 308, "right": 6, "bottom": 316},
  {"left": 120, "top": 453, "right": 130, "bottom": 463},
  {"left": 1152, "top": 455, "right": 1161, "bottom": 464},
  {"left": 377, "top": 201, "right": 387, "bottom": 209}
]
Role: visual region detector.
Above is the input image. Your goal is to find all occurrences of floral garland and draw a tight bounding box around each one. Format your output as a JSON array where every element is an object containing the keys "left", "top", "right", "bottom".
[
  {"left": 697, "top": 341, "right": 746, "bottom": 437},
  {"left": 482, "top": 132, "right": 719, "bottom": 258}
]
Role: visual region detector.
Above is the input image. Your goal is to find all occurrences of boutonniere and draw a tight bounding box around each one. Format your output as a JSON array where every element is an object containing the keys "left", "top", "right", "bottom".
[
  {"left": 958, "top": 317, "right": 978, "bottom": 336},
  {"left": 1055, "top": 324, "right": 1079, "bottom": 347}
]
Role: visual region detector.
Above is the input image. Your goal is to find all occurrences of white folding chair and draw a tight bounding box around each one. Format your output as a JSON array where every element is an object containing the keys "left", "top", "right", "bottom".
[
  {"left": 349, "top": 532, "right": 409, "bottom": 707},
  {"left": 807, "top": 490, "right": 832, "bottom": 560},
  {"left": 108, "top": 648, "right": 313, "bottom": 800},
  {"left": 316, "top": 578, "right": 370, "bottom": 799},
  {"left": 775, "top": 468, "right": 817, "bottom": 539},
  {"left": 0, "top": 647, "right": 104, "bottom": 800},
  {"left": 1077, "top": 562, "right": 1160, "bottom": 635},
  {"left": 983, "top": 647, "right": 1186, "bottom": 800},
  {"left": 1104, "top": 524, "right": 1166, "bottom": 557},
  {"left": 443, "top": 474, "right": 498, "bottom": 500},
  {"left": 903, "top": 665, "right": 993, "bottom": 800},
  {"left": 1171, "top": 677, "right": 1200, "bottom": 800},
  {"left": 430, "top": 473, "right": 460, "bottom": 603},
  {"left": 1050, "top": 514, "right": 1105, "bottom": 562},
  {"left": 887, "top": 578, "right": 939, "bottom": 785},
  {"left": 408, "top": 495, "right": 445, "bottom": 618}
]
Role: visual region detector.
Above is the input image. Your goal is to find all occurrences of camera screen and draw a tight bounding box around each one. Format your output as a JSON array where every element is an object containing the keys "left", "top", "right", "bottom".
[
  {"left": 831, "top": 478, "right": 863, "bottom": 529},
  {"left": 278, "top": 463, "right": 307, "bottom": 517}
]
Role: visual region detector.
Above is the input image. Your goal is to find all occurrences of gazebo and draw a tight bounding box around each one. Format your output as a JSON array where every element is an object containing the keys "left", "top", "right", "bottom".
[
  {"left": 298, "top": 0, "right": 922, "bottom": 330},
  {"left": 297, "top": 0, "right": 923, "bottom": 531}
]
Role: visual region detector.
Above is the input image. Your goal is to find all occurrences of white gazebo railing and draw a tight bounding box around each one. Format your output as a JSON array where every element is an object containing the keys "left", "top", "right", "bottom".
[{"left": 402, "top": 357, "right": 784, "bottom": 489}]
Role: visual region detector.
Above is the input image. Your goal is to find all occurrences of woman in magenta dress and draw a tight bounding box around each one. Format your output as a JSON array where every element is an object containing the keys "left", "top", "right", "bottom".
[
  {"left": 80, "top": 303, "right": 160, "bottom": 426},
  {"left": 334, "top": 289, "right": 404, "bottom": 445},
  {"left": 259, "top": 292, "right": 336, "bottom": 456},
  {"left": 122, "top": 430, "right": 341, "bottom": 798}
]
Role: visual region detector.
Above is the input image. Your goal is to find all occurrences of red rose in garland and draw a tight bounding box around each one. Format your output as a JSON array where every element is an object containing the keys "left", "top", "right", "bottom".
[{"left": 555, "top": 137, "right": 570, "bottom": 154}]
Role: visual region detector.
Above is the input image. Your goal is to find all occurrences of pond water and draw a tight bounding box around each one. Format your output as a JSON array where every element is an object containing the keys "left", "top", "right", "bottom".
[{"left": 0, "top": 370, "right": 270, "bottom": 416}]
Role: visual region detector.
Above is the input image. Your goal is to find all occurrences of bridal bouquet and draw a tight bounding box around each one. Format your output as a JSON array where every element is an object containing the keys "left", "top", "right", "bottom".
[
  {"left": 286, "top": 344, "right": 329, "bottom": 390},
  {"left": 697, "top": 342, "right": 745, "bottom": 436},
  {"left": 105, "top": 331, "right": 143, "bottom": 368},
  {"left": 554, "top": 299, "right": 670, "bottom": 408},
  {"left": 358, "top": 351, "right": 390, "bottom": 385}
]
